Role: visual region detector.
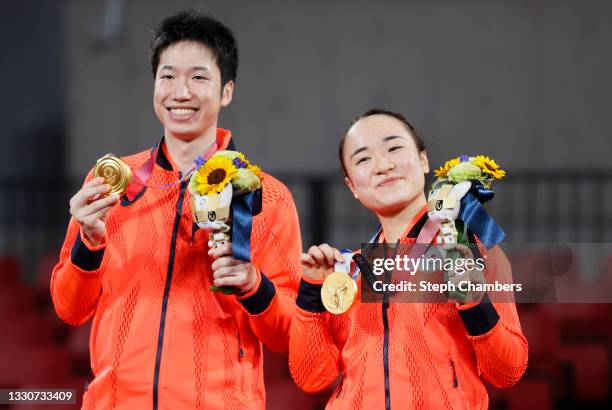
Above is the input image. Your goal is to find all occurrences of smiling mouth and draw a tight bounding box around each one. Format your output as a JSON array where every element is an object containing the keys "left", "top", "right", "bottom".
[
  {"left": 167, "top": 107, "right": 198, "bottom": 116},
  {"left": 377, "top": 177, "right": 402, "bottom": 188}
]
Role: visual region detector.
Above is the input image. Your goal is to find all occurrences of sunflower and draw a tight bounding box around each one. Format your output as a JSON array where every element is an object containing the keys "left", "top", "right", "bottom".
[
  {"left": 473, "top": 155, "right": 506, "bottom": 179},
  {"left": 192, "top": 156, "right": 238, "bottom": 195},
  {"left": 434, "top": 157, "right": 460, "bottom": 178}
]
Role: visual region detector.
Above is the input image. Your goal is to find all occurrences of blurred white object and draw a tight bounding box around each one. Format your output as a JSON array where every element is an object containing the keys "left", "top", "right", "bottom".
[
  {"left": 428, "top": 181, "right": 471, "bottom": 248},
  {"left": 191, "top": 183, "right": 233, "bottom": 247},
  {"left": 427, "top": 181, "right": 471, "bottom": 224}
]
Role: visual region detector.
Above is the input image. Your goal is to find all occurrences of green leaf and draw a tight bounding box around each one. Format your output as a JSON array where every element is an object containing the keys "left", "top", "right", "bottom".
[{"left": 210, "top": 285, "right": 241, "bottom": 295}]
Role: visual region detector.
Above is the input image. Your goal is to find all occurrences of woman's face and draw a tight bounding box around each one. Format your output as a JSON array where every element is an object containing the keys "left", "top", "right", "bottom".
[{"left": 343, "top": 114, "right": 429, "bottom": 216}]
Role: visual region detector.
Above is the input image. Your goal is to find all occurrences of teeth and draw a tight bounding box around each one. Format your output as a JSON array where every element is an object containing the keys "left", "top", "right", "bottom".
[{"left": 170, "top": 108, "right": 196, "bottom": 115}]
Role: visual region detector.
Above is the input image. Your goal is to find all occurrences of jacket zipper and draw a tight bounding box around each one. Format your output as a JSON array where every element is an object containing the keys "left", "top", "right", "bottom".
[
  {"left": 382, "top": 242, "right": 396, "bottom": 410},
  {"left": 336, "top": 373, "right": 345, "bottom": 398},
  {"left": 237, "top": 331, "right": 246, "bottom": 393},
  {"left": 152, "top": 177, "right": 188, "bottom": 410},
  {"left": 450, "top": 358, "right": 459, "bottom": 388},
  {"left": 382, "top": 299, "right": 391, "bottom": 410}
]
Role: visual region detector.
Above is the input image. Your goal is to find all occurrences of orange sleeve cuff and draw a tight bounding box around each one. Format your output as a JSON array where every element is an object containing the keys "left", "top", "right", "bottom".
[{"left": 456, "top": 301, "right": 480, "bottom": 311}]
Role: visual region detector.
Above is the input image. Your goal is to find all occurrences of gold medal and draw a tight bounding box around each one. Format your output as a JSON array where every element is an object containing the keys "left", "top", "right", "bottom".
[
  {"left": 321, "top": 271, "right": 357, "bottom": 314},
  {"left": 93, "top": 154, "right": 131, "bottom": 196}
]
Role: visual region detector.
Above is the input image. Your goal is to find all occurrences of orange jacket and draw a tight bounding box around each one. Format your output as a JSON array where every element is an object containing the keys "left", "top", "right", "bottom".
[
  {"left": 51, "top": 129, "right": 302, "bottom": 410},
  {"left": 289, "top": 207, "right": 528, "bottom": 409}
]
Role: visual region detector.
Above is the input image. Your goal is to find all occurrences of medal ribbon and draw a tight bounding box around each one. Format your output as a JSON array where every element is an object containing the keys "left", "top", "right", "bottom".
[
  {"left": 230, "top": 189, "right": 263, "bottom": 262},
  {"left": 334, "top": 248, "right": 361, "bottom": 281},
  {"left": 124, "top": 142, "right": 218, "bottom": 201},
  {"left": 123, "top": 129, "right": 232, "bottom": 200},
  {"left": 458, "top": 182, "right": 505, "bottom": 249}
]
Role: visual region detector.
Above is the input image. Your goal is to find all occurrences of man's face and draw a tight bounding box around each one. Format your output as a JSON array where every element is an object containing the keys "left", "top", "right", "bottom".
[
  {"left": 343, "top": 115, "right": 429, "bottom": 216},
  {"left": 153, "top": 41, "right": 233, "bottom": 142}
]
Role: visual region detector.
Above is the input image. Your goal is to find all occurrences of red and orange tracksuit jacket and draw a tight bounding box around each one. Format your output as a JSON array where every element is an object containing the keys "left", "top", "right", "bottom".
[
  {"left": 289, "top": 207, "right": 528, "bottom": 410},
  {"left": 51, "top": 129, "right": 302, "bottom": 410}
]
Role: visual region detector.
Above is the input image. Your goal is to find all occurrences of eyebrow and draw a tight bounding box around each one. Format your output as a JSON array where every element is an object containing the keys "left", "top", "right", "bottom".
[
  {"left": 191, "top": 66, "right": 211, "bottom": 72},
  {"left": 383, "top": 135, "right": 405, "bottom": 142},
  {"left": 158, "top": 65, "right": 211, "bottom": 72},
  {"left": 350, "top": 135, "right": 406, "bottom": 159},
  {"left": 350, "top": 146, "right": 368, "bottom": 159}
]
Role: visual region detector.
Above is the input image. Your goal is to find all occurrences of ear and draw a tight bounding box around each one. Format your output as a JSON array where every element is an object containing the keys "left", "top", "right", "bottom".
[
  {"left": 220, "top": 80, "right": 234, "bottom": 107},
  {"left": 345, "top": 176, "right": 358, "bottom": 200},
  {"left": 419, "top": 150, "right": 429, "bottom": 174}
]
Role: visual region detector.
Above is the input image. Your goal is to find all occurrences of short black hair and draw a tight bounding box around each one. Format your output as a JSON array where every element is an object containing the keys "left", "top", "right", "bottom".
[
  {"left": 150, "top": 10, "right": 238, "bottom": 87},
  {"left": 339, "top": 108, "right": 426, "bottom": 176}
]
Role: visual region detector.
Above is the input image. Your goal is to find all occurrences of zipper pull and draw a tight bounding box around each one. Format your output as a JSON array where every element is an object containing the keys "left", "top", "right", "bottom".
[
  {"left": 237, "top": 332, "right": 244, "bottom": 361},
  {"left": 450, "top": 359, "right": 459, "bottom": 388}
]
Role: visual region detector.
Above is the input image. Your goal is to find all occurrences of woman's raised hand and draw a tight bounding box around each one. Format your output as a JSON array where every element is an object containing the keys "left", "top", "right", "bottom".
[{"left": 301, "top": 243, "right": 345, "bottom": 281}]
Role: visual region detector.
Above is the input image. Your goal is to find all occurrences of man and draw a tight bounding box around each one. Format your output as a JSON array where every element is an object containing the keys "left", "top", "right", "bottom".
[{"left": 51, "top": 11, "right": 301, "bottom": 409}]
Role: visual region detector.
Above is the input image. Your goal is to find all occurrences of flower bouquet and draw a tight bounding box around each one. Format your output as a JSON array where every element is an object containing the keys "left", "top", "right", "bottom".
[
  {"left": 427, "top": 155, "right": 506, "bottom": 302},
  {"left": 189, "top": 151, "right": 263, "bottom": 293}
]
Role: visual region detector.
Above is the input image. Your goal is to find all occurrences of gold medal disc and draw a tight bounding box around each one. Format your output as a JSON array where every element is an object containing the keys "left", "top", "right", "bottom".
[
  {"left": 321, "top": 271, "right": 357, "bottom": 314},
  {"left": 93, "top": 154, "right": 132, "bottom": 196}
]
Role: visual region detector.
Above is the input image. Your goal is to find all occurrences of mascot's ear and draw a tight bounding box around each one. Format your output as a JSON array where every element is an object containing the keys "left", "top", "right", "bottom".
[{"left": 450, "top": 181, "right": 472, "bottom": 201}]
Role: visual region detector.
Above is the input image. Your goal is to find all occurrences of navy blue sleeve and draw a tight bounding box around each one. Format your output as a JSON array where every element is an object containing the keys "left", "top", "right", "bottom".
[
  {"left": 239, "top": 272, "right": 277, "bottom": 315},
  {"left": 70, "top": 231, "right": 105, "bottom": 271},
  {"left": 458, "top": 294, "right": 500, "bottom": 336},
  {"left": 296, "top": 279, "right": 326, "bottom": 313}
]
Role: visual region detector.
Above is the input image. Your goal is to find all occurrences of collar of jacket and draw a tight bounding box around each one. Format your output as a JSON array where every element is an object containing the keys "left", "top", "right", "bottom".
[
  {"left": 122, "top": 128, "right": 235, "bottom": 203},
  {"left": 155, "top": 128, "right": 235, "bottom": 171}
]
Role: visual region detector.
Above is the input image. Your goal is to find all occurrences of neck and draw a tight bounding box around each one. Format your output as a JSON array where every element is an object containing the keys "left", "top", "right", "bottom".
[
  {"left": 378, "top": 196, "right": 427, "bottom": 243},
  {"left": 164, "top": 129, "right": 217, "bottom": 174}
]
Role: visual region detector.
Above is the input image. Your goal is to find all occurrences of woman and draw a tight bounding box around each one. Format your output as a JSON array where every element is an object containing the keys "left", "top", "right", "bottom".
[{"left": 289, "top": 109, "right": 528, "bottom": 409}]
